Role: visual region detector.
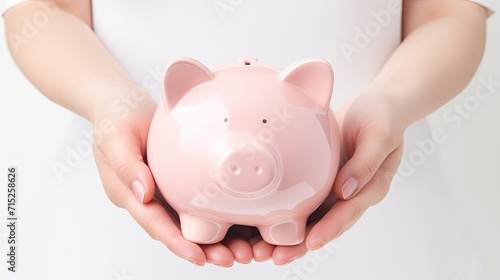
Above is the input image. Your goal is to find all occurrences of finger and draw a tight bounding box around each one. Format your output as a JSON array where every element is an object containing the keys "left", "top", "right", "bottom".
[
  {"left": 271, "top": 221, "right": 317, "bottom": 265},
  {"left": 307, "top": 195, "right": 337, "bottom": 224},
  {"left": 334, "top": 129, "right": 399, "bottom": 200},
  {"left": 221, "top": 226, "right": 255, "bottom": 263},
  {"left": 306, "top": 147, "right": 402, "bottom": 250},
  {"left": 272, "top": 241, "right": 308, "bottom": 266},
  {"left": 199, "top": 243, "right": 235, "bottom": 267},
  {"left": 222, "top": 237, "right": 253, "bottom": 264},
  {"left": 306, "top": 198, "right": 368, "bottom": 251},
  {"left": 250, "top": 237, "right": 275, "bottom": 262},
  {"left": 362, "top": 146, "right": 403, "bottom": 206},
  {"left": 124, "top": 196, "right": 207, "bottom": 266},
  {"left": 96, "top": 130, "right": 156, "bottom": 204}
]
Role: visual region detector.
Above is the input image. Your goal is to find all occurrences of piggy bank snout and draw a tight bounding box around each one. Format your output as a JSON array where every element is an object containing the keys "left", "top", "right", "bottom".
[{"left": 215, "top": 146, "right": 281, "bottom": 197}]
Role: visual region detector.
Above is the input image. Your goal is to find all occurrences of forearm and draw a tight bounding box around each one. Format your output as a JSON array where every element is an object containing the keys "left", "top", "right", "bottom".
[
  {"left": 4, "top": 1, "right": 149, "bottom": 122},
  {"left": 368, "top": 0, "right": 487, "bottom": 127}
]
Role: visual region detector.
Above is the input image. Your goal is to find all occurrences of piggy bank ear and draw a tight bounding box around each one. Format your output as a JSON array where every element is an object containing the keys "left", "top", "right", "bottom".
[
  {"left": 163, "top": 57, "right": 214, "bottom": 110},
  {"left": 280, "top": 59, "right": 333, "bottom": 112}
]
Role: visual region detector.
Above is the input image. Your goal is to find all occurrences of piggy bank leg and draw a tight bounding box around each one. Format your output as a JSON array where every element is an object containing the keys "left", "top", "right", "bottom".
[
  {"left": 258, "top": 218, "right": 306, "bottom": 246},
  {"left": 179, "top": 214, "right": 230, "bottom": 244}
]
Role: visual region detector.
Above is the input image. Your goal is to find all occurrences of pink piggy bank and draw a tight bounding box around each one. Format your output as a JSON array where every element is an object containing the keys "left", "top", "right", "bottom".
[{"left": 147, "top": 57, "right": 340, "bottom": 245}]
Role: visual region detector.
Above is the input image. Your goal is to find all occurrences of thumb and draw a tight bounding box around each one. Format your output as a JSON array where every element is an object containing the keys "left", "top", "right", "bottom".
[
  {"left": 99, "top": 132, "right": 156, "bottom": 204},
  {"left": 333, "top": 133, "right": 392, "bottom": 200}
]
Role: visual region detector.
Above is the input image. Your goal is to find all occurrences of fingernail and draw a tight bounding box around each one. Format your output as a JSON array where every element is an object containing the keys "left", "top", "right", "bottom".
[
  {"left": 309, "top": 241, "right": 325, "bottom": 251},
  {"left": 276, "top": 259, "right": 296, "bottom": 266},
  {"left": 214, "top": 263, "right": 233, "bottom": 268},
  {"left": 189, "top": 260, "right": 204, "bottom": 266},
  {"left": 341, "top": 178, "right": 358, "bottom": 199},
  {"left": 131, "top": 180, "right": 145, "bottom": 204},
  {"left": 308, "top": 233, "right": 328, "bottom": 251}
]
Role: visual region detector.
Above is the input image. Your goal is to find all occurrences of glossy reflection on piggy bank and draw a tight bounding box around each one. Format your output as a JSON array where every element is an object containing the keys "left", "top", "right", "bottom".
[{"left": 147, "top": 57, "right": 340, "bottom": 245}]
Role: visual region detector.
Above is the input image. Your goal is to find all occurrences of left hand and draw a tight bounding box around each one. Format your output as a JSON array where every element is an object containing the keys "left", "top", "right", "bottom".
[{"left": 250, "top": 89, "right": 406, "bottom": 265}]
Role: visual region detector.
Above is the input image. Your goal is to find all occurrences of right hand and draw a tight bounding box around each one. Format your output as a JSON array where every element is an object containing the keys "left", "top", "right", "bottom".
[{"left": 91, "top": 89, "right": 254, "bottom": 266}]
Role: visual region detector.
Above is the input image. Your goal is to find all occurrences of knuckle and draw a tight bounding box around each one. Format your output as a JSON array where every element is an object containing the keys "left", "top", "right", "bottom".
[
  {"left": 358, "top": 155, "right": 379, "bottom": 178},
  {"left": 112, "top": 156, "right": 143, "bottom": 185},
  {"left": 362, "top": 119, "right": 392, "bottom": 140},
  {"left": 334, "top": 201, "right": 368, "bottom": 238},
  {"left": 377, "top": 169, "right": 394, "bottom": 188},
  {"left": 114, "top": 157, "right": 133, "bottom": 178},
  {"left": 103, "top": 189, "right": 121, "bottom": 206},
  {"left": 137, "top": 212, "right": 163, "bottom": 241},
  {"left": 362, "top": 121, "right": 399, "bottom": 150},
  {"left": 102, "top": 181, "right": 127, "bottom": 208},
  {"left": 370, "top": 185, "right": 390, "bottom": 205},
  {"left": 368, "top": 170, "right": 394, "bottom": 206},
  {"left": 374, "top": 123, "right": 392, "bottom": 139},
  {"left": 345, "top": 200, "right": 368, "bottom": 227}
]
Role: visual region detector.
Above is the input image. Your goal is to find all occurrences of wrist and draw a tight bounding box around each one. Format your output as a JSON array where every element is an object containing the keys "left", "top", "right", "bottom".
[
  {"left": 90, "top": 83, "right": 156, "bottom": 124},
  {"left": 89, "top": 85, "right": 157, "bottom": 146},
  {"left": 361, "top": 81, "right": 423, "bottom": 129}
]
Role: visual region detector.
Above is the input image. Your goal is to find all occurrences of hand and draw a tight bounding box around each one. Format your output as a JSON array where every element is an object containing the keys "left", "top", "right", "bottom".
[
  {"left": 91, "top": 89, "right": 254, "bottom": 267},
  {"left": 250, "top": 90, "right": 406, "bottom": 265}
]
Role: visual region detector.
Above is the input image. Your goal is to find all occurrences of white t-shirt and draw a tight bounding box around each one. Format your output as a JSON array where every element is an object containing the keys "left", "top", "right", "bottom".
[
  {"left": 92, "top": 0, "right": 403, "bottom": 108},
  {"left": 1, "top": 0, "right": 494, "bottom": 108},
  {"left": 1, "top": 1, "right": 496, "bottom": 280}
]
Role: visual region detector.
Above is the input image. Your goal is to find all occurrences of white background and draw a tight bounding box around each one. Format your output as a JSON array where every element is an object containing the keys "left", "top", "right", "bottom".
[{"left": 1, "top": 4, "right": 499, "bottom": 280}]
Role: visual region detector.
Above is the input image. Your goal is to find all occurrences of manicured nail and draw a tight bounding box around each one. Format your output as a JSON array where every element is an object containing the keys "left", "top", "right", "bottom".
[
  {"left": 215, "top": 263, "right": 233, "bottom": 268},
  {"left": 276, "top": 259, "right": 296, "bottom": 266},
  {"left": 341, "top": 178, "right": 358, "bottom": 199},
  {"left": 189, "top": 260, "right": 204, "bottom": 266},
  {"left": 308, "top": 241, "right": 325, "bottom": 251},
  {"left": 131, "top": 180, "right": 145, "bottom": 204}
]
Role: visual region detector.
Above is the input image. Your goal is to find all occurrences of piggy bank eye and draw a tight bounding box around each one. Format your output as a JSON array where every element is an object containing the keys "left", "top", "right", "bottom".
[
  {"left": 262, "top": 119, "right": 268, "bottom": 124},
  {"left": 224, "top": 117, "right": 229, "bottom": 123}
]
